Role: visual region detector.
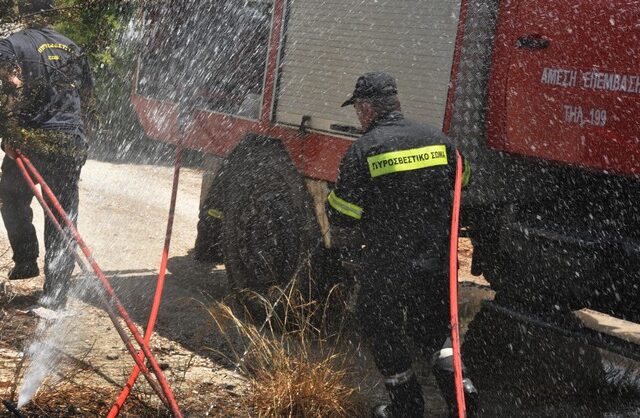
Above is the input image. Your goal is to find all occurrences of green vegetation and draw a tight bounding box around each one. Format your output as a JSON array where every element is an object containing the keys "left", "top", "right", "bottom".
[
  {"left": 1, "top": 1, "right": 192, "bottom": 162},
  {"left": 53, "top": 0, "right": 136, "bottom": 68}
]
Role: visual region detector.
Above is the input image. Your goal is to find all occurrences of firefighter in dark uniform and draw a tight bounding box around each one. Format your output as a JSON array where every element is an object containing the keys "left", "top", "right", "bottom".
[
  {"left": 327, "top": 72, "right": 477, "bottom": 417},
  {"left": 0, "top": 1, "right": 93, "bottom": 309}
]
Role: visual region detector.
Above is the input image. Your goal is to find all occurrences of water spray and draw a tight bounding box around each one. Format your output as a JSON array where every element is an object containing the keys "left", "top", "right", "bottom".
[{"left": 14, "top": 153, "right": 183, "bottom": 417}]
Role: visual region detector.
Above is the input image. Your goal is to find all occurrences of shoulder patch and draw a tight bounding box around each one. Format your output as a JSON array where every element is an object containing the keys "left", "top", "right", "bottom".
[{"left": 37, "top": 43, "right": 72, "bottom": 54}]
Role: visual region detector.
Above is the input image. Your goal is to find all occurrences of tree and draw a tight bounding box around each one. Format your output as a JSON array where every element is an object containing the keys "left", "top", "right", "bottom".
[{"left": 53, "top": 0, "right": 136, "bottom": 68}]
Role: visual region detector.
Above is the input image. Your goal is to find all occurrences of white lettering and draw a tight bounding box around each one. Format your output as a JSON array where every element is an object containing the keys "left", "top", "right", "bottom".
[
  {"left": 582, "top": 70, "right": 640, "bottom": 94},
  {"left": 564, "top": 105, "right": 584, "bottom": 124},
  {"left": 564, "top": 104, "right": 608, "bottom": 127},
  {"left": 541, "top": 68, "right": 577, "bottom": 87},
  {"left": 544, "top": 68, "right": 640, "bottom": 94}
]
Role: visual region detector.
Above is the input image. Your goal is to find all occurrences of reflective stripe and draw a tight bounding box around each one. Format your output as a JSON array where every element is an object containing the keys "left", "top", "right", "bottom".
[
  {"left": 207, "top": 208, "right": 224, "bottom": 219},
  {"left": 367, "top": 144, "right": 448, "bottom": 178},
  {"left": 384, "top": 369, "right": 414, "bottom": 386},
  {"left": 462, "top": 159, "right": 471, "bottom": 187},
  {"left": 327, "top": 190, "right": 363, "bottom": 220}
]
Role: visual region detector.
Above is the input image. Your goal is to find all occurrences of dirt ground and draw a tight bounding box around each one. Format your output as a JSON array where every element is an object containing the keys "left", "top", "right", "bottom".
[
  {"left": 0, "top": 158, "right": 490, "bottom": 417},
  {"left": 0, "top": 159, "right": 250, "bottom": 417}
]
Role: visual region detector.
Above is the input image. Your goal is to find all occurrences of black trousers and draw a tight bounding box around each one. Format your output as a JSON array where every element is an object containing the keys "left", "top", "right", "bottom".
[
  {"left": 0, "top": 132, "right": 86, "bottom": 300},
  {"left": 356, "top": 262, "right": 450, "bottom": 377}
]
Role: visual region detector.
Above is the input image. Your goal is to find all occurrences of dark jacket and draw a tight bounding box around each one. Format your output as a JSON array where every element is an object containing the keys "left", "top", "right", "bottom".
[
  {"left": 0, "top": 27, "right": 93, "bottom": 132},
  {"left": 327, "top": 111, "right": 470, "bottom": 270}
]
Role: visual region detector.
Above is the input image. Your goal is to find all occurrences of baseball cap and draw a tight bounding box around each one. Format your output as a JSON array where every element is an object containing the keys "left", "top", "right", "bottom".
[{"left": 341, "top": 71, "right": 398, "bottom": 107}]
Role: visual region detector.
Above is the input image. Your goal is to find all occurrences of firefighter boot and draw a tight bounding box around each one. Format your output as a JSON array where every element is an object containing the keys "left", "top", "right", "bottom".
[
  {"left": 193, "top": 213, "right": 224, "bottom": 264},
  {"left": 373, "top": 371, "right": 424, "bottom": 418},
  {"left": 432, "top": 343, "right": 479, "bottom": 418},
  {"left": 8, "top": 260, "right": 39, "bottom": 280}
]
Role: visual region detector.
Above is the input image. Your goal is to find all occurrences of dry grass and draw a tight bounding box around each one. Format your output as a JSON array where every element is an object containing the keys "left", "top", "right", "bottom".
[
  {"left": 0, "top": 339, "right": 168, "bottom": 418},
  {"left": 1, "top": 356, "right": 164, "bottom": 417},
  {"left": 19, "top": 378, "right": 164, "bottom": 417},
  {"left": 207, "top": 281, "right": 367, "bottom": 418}
]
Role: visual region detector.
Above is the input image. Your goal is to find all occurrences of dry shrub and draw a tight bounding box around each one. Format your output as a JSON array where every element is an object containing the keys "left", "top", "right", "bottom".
[{"left": 208, "top": 281, "right": 366, "bottom": 418}]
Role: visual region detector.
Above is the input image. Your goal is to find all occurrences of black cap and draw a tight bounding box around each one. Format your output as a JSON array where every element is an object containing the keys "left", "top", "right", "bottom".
[{"left": 341, "top": 71, "right": 398, "bottom": 107}]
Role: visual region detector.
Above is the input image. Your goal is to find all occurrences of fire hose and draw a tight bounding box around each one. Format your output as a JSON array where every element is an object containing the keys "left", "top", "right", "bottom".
[
  {"left": 107, "top": 146, "right": 183, "bottom": 417},
  {"left": 14, "top": 153, "right": 183, "bottom": 418},
  {"left": 450, "top": 150, "right": 466, "bottom": 418}
]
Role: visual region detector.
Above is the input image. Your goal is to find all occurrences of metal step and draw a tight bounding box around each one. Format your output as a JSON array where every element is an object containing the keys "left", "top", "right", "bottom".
[
  {"left": 484, "top": 301, "right": 640, "bottom": 362},
  {"left": 575, "top": 308, "right": 640, "bottom": 347}
]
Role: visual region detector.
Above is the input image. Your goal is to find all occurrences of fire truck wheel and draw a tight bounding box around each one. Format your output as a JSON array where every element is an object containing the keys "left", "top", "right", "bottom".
[{"left": 219, "top": 136, "right": 320, "bottom": 297}]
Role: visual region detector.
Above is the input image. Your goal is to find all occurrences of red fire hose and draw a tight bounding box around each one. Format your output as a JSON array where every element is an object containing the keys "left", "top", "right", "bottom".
[
  {"left": 14, "top": 153, "right": 183, "bottom": 418},
  {"left": 450, "top": 150, "right": 466, "bottom": 418},
  {"left": 13, "top": 156, "right": 168, "bottom": 407},
  {"left": 107, "top": 146, "right": 183, "bottom": 417}
]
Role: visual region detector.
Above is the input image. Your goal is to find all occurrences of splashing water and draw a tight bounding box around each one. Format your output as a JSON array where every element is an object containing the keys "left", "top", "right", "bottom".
[
  {"left": 17, "top": 339, "right": 62, "bottom": 409},
  {"left": 17, "top": 312, "right": 70, "bottom": 408},
  {"left": 16, "top": 277, "right": 99, "bottom": 409}
]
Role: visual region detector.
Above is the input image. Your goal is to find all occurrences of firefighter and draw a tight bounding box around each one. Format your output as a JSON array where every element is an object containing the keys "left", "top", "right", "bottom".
[
  {"left": 0, "top": 1, "right": 94, "bottom": 309},
  {"left": 327, "top": 72, "right": 477, "bottom": 417}
]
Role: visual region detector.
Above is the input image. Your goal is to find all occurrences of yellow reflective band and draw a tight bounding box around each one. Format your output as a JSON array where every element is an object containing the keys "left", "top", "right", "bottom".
[
  {"left": 462, "top": 159, "right": 471, "bottom": 187},
  {"left": 328, "top": 191, "right": 363, "bottom": 220},
  {"left": 367, "top": 145, "right": 448, "bottom": 178},
  {"left": 207, "top": 208, "right": 224, "bottom": 219}
]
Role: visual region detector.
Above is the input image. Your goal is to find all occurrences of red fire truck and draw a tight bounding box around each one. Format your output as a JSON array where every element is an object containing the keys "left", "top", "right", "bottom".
[{"left": 132, "top": 0, "right": 639, "bottom": 321}]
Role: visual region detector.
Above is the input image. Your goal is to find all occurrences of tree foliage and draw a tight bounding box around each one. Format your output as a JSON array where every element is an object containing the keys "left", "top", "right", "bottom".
[{"left": 53, "top": 0, "right": 137, "bottom": 68}]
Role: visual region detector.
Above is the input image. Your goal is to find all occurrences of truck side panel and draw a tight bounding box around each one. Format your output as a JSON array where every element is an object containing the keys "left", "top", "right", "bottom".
[
  {"left": 488, "top": 0, "right": 640, "bottom": 176},
  {"left": 131, "top": 94, "right": 351, "bottom": 181}
]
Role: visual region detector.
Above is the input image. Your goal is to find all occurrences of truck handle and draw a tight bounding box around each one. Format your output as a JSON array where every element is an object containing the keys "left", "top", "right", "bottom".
[
  {"left": 330, "top": 124, "right": 362, "bottom": 135},
  {"left": 516, "top": 35, "right": 550, "bottom": 49},
  {"left": 299, "top": 115, "right": 312, "bottom": 136}
]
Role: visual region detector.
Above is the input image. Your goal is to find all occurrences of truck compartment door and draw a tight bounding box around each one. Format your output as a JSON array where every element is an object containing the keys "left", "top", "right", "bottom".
[{"left": 275, "top": 0, "right": 461, "bottom": 135}]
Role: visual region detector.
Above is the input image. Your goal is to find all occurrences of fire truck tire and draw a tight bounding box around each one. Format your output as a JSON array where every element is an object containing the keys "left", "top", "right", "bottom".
[{"left": 219, "top": 136, "right": 320, "bottom": 297}]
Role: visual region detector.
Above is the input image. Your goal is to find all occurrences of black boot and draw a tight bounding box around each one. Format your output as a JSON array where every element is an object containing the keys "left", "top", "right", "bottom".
[
  {"left": 193, "top": 213, "right": 224, "bottom": 264},
  {"left": 8, "top": 261, "right": 39, "bottom": 280},
  {"left": 373, "top": 371, "right": 424, "bottom": 418},
  {"left": 432, "top": 342, "right": 479, "bottom": 418},
  {"left": 372, "top": 404, "right": 392, "bottom": 418}
]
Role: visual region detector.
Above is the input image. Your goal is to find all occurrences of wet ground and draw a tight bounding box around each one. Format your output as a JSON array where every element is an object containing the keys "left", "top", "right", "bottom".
[{"left": 0, "top": 158, "right": 638, "bottom": 417}]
